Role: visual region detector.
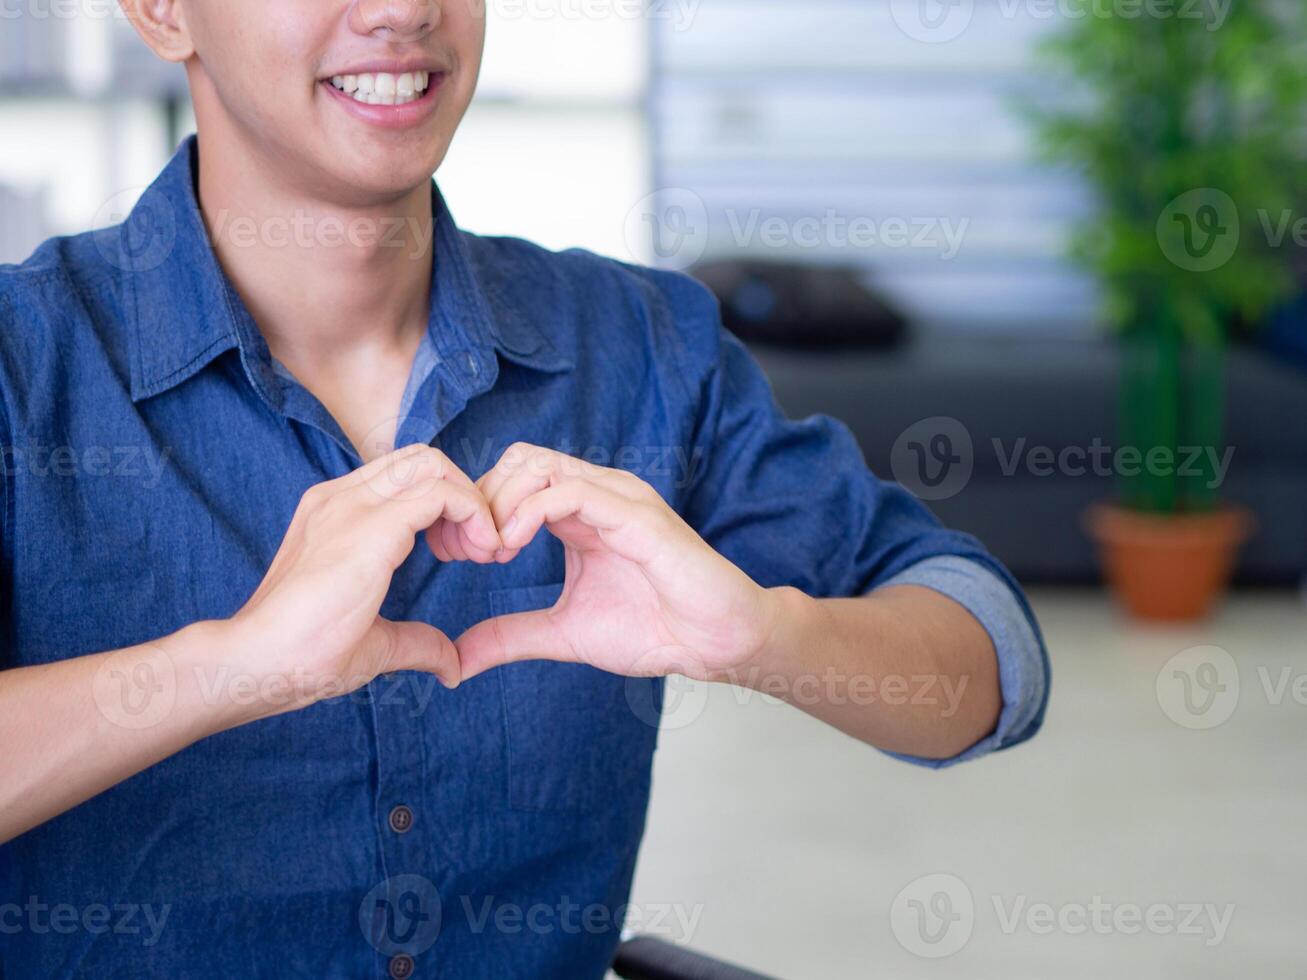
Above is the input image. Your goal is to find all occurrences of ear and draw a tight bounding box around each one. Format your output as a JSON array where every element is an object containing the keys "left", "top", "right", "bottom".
[{"left": 119, "top": 0, "right": 195, "bottom": 63}]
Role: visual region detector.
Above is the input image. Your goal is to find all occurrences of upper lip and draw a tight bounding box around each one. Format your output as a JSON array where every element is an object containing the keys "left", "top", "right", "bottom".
[{"left": 320, "top": 58, "right": 447, "bottom": 80}]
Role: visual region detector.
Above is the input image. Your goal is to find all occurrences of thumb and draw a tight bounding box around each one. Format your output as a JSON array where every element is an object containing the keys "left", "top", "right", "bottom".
[
  {"left": 372, "top": 618, "right": 462, "bottom": 689},
  {"left": 455, "top": 609, "right": 572, "bottom": 681}
]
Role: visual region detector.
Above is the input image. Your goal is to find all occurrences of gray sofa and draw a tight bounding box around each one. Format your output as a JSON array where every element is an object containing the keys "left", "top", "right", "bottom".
[{"left": 748, "top": 335, "right": 1307, "bottom": 586}]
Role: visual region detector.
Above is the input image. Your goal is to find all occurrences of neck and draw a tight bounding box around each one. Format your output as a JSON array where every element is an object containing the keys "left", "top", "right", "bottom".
[{"left": 194, "top": 132, "right": 436, "bottom": 377}]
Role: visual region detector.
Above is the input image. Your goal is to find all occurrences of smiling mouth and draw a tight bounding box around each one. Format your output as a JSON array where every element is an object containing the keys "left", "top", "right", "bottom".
[{"left": 326, "top": 71, "right": 435, "bottom": 106}]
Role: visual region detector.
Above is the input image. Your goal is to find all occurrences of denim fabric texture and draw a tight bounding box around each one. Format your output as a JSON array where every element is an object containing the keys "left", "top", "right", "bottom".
[{"left": 0, "top": 137, "right": 1050, "bottom": 979}]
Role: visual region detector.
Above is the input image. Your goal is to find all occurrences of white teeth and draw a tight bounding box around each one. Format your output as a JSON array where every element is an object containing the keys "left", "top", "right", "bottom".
[{"left": 329, "top": 70, "right": 431, "bottom": 106}]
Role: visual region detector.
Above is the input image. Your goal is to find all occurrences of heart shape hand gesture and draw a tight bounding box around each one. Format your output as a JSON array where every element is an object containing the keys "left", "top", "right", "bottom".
[{"left": 229, "top": 443, "right": 779, "bottom": 717}]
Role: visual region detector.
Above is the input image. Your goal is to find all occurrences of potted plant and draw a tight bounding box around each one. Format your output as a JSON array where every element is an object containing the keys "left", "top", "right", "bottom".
[{"left": 1027, "top": 3, "right": 1307, "bottom": 621}]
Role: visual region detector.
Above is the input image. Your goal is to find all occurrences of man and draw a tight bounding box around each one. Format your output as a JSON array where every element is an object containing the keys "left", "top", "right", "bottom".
[{"left": 0, "top": 0, "right": 1050, "bottom": 976}]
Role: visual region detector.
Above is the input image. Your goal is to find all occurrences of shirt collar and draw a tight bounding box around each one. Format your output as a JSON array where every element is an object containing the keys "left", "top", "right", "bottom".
[{"left": 118, "top": 135, "right": 572, "bottom": 403}]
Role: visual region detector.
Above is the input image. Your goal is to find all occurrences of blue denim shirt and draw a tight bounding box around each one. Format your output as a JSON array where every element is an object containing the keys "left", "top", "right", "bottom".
[{"left": 0, "top": 136, "right": 1050, "bottom": 979}]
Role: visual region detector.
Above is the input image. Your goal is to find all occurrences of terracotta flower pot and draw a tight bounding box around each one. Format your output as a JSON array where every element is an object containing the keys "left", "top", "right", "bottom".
[{"left": 1083, "top": 503, "right": 1255, "bottom": 622}]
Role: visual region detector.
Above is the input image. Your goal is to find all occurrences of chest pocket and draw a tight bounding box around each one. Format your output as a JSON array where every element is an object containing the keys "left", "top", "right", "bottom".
[{"left": 490, "top": 582, "right": 661, "bottom": 814}]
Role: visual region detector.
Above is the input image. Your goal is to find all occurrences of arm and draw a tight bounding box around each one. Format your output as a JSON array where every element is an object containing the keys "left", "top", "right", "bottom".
[
  {"left": 0, "top": 445, "right": 500, "bottom": 845},
  {"left": 748, "top": 583, "right": 1001, "bottom": 760},
  {"left": 679, "top": 290, "right": 1048, "bottom": 762},
  {"left": 450, "top": 280, "right": 1049, "bottom": 760},
  {"left": 451, "top": 445, "right": 1017, "bottom": 758},
  {"left": 749, "top": 553, "right": 1047, "bottom": 760},
  {"left": 0, "top": 622, "right": 252, "bottom": 844}
]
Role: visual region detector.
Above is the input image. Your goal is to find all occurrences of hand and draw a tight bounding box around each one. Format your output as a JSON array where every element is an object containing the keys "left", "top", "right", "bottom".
[
  {"left": 226, "top": 445, "right": 502, "bottom": 717},
  {"left": 455, "top": 443, "right": 781, "bottom": 683}
]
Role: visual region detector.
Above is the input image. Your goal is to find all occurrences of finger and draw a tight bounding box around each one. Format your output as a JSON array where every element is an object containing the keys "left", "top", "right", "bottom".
[
  {"left": 500, "top": 478, "right": 668, "bottom": 565},
  {"left": 330, "top": 443, "right": 438, "bottom": 496},
  {"left": 348, "top": 458, "right": 501, "bottom": 549},
  {"left": 454, "top": 608, "right": 573, "bottom": 681},
  {"left": 439, "top": 513, "right": 470, "bottom": 562},
  {"left": 356, "top": 477, "right": 502, "bottom": 569},
  {"left": 374, "top": 618, "right": 462, "bottom": 689},
  {"left": 429, "top": 452, "right": 487, "bottom": 502},
  {"left": 425, "top": 512, "right": 490, "bottom": 566},
  {"left": 479, "top": 443, "right": 648, "bottom": 528},
  {"left": 427, "top": 518, "right": 453, "bottom": 562},
  {"left": 357, "top": 446, "right": 457, "bottom": 502},
  {"left": 476, "top": 448, "right": 554, "bottom": 559},
  {"left": 416, "top": 481, "right": 502, "bottom": 560},
  {"left": 352, "top": 449, "right": 501, "bottom": 560},
  {"left": 475, "top": 442, "right": 546, "bottom": 511}
]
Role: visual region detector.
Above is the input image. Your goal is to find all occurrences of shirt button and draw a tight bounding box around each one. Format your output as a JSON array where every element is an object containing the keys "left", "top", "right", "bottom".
[
  {"left": 389, "top": 954, "right": 415, "bottom": 979},
  {"left": 388, "top": 805, "right": 414, "bottom": 834}
]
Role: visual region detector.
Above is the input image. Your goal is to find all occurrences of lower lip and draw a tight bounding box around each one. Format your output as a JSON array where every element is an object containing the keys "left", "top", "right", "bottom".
[{"left": 320, "top": 76, "right": 442, "bottom": 130}]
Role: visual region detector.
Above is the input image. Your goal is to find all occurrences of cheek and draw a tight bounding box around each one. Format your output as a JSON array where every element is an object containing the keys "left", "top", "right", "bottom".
[
  {"left": 194, "top": 4, "right": 327, "bottom": 118},
  {"left": 439, "top": 14, "right": 485, "bottom": 126},
  {"left": 253, "top": 10, "right": 326, "bottom": 97},
  {"left": 444, "top": 1, "right": 487, "bottom": 79}
]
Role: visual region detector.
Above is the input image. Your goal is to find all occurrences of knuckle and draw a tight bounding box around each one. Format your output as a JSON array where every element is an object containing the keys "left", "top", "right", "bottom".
[
  {"left": 507, "top": 442, "right": 553, "bottom": 477},
  {"left": 573, "top": 456, "right": 605, "bottom": 480},
  {"left": 639, "top": 497, "right": 674, "bottom": 528},
  {"left": 296, "top": 482, "right": 328, "bottom": 513},
  {"left": 618, "top": 467, "right": 653, "bottom": 494},
  {"left": 395, "top": 446, "right": 448, "bottom": 483},
  {"left": 530, "top": 451, "right": 556, "bottom": 478},
  {"left": 504, "top": 441, "right": 533, "bottom": 467},
  {"left": 418, "top": 444, "right": 453, "bottom": 470}
]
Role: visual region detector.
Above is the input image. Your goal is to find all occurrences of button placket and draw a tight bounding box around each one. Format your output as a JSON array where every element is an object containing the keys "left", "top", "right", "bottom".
[{"left": 368, "top": 671, "right": 436, "bottom": 971}]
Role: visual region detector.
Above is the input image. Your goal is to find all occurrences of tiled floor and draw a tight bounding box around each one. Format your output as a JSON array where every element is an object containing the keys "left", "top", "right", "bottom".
[{"left": 625, "top": 588, "right": 1307, "bottom": 979}]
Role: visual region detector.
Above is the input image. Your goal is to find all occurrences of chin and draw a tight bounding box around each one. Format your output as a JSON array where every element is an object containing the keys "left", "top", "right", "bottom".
[{"left": 314, "top": 144, "right": 447, "bottom": 205}]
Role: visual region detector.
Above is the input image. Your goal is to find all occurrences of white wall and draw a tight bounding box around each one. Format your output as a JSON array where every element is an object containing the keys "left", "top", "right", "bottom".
[
  {"left": 652, "top": 0, "right": 1099, "bottom": 335},
  {"left": 0, "top": 4, "right": 649, "bottom": 265}
]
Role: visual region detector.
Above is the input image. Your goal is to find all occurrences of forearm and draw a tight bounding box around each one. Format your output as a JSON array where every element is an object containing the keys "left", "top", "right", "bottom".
[
  {"left": 739, "top": 584, "right": 1002, "bottom": 759},
  {"left": 0, "top": 620, "right": 255, "bottom": 844}
]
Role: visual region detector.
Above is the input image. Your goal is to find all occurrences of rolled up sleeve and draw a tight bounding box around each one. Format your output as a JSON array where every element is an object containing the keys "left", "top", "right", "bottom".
[{"left": 874, "top": 556, "right": 1048, "bottom": 768}]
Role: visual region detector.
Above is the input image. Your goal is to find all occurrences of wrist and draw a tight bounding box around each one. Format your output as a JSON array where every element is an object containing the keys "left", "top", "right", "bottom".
[
  {"left": 170, "top": 617, "right": 309, "bottom": 734},
  {"left": 728, "top": 585, "right": 820, "bottom": 689}
]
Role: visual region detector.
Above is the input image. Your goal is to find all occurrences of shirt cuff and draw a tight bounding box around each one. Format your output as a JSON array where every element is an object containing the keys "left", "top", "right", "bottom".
[{"left": 872, "top": 555, "right": 1047, "bottom": 769}]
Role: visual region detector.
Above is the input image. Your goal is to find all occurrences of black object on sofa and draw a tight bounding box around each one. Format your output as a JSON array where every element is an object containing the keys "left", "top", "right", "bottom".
[
  {"left": 747, "top": 334, "right": 1307, "bottom": 586},
  {"left": 692, "top": 260, "right": 907, "bottom": 351}
]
